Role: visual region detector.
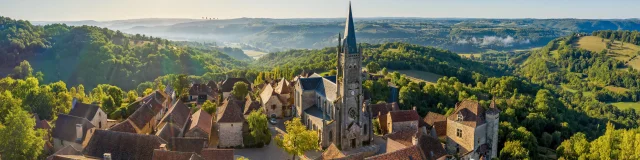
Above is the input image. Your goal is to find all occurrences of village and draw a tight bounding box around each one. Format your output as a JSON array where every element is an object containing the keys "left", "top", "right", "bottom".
[{"left": 38, "top": 3, "right": 501, "bottom": 160}]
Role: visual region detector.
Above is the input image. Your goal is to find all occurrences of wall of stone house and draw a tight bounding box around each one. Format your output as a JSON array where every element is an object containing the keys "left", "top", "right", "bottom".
[
  {"left": 91, "top": 109, "right": 108, "bottom": 129},
  {"left": 320, "top": 122, "right": 336, "bottom": 148},
  {"left": 218, "top": 122, "right": 243, "bottom": 148},
  {"left": 389, "top": 121, "right": 418, "bottom": 133},
  {"left": 474, "top": 123, "right": 488, "bottom": 150},
  {"left": 486, "top": 113, "right": 500, "bottom": 159},
  {"left": 297, "top": 91, "right": 316, "bottom": 116},
  {"left": 445, "top": 120, "right": 476, "bottom": 154},
  {"left": 263, "top": 96, "right": 284, "bottom": 118},
  {"left": 186, "top": 128, "right": 209, "bottom": 140},
  {"left": 53, "top": 138, "right": 82, "bottom": 153},
  {"left": 386, "top": 139, "right": 408, "bottom": 153},
  {"left": 222, "top": 92, "right": 231, "bottom": 100}
]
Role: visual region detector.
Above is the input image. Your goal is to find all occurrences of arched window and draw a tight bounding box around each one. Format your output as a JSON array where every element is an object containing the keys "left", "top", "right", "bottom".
[
  {"left": 363, "top": 124, "right": 367, "bottom": 135},
  {"left": 329, "top": 131, "right": 333, "bottom": 142}
]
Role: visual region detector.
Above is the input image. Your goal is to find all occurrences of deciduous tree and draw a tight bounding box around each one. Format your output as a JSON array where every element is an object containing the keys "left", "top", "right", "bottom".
[{"left": 275, "top": 118, "right": 319, "bottom": 160}]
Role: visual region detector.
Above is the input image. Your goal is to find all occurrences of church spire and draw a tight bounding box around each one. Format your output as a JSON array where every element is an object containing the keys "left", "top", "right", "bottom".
[{"left": 342, "top": 1, "right": 357, "bottom": 53}]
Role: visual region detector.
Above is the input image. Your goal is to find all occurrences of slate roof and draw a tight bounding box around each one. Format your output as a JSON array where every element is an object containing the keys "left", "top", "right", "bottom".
[
  {"left": 299, "top": 77, "right": 323, "bottom": 90},
  {"left": 69, "top": 102, "right": 101, "bottom": 121},
  {"left": 189, "top": 83, "right": 216, "bottom": 97},
  {"left": 156, "top": 123, "right": 183, "bottom": 142},
  {"left": 207, "top": 80, "right": 219, "bottom": 91},
  {"left": 385, "top": 129, "right": 419, "bottom": 147},
  {"left": 152, "top": 149, "right": 198, "bottom": 160},
  {"left": 46, "top": 145, "right": 82, "bottom": 160},
  {"left": 424, "top": 112, "right": 447, "bottom": 137},
  {"left": 298, "top": 76, "right": 337, "bottom": 101},
  {"left": 418, "top": 135, "right": 448, "bottom": 160},
  {"left": 200, "top": 148, "right": 234, "bottom": 160},
  {"left": 52, "top": 114, "right": 95, "bottom": 142},
  {"left": 365, "top": 145, "right": 426, "bottom": 160},
  {"left": 109, "top": 120, "right": 137, "bottom": 133},
  {"left": 82, "top": 129, "right": 167, "bottom": 160},
  {"left": 220, "top": 78, "right": 251, "bottom": 92},
  {"left": 128, "top": 102, "right": 157, "bottom": 129},
  {"left": 448, "top": 100, "right": 490, "bottom": 128},
  {"left": 160, "top": 100, "right": 192, "bottom": 128},
  {"left": 217, "top": 99, "right": 245, "bottom": 123},
  {"left": 189, "top": 109, "right": 212, "bottom": 135},
  {"left": 167, "top": 137, "right": 207, "bottom": 154},
  {"left": 322, "top": 143, "right": 347, "bottom": 159},
  {"left": 388, "top": 110, "right": 420, "bottom": 123}
]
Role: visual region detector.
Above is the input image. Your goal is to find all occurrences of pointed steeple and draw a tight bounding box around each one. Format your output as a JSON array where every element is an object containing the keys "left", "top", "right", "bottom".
[{"left": 342, "top": 1, "right": 357, "bottom": 53}]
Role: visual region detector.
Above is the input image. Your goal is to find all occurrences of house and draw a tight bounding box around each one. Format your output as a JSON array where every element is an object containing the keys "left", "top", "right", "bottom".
[
  {"left": 82, "top": 129, "right": 168, "bottom": 160},
  {"left": 259, "top": 79, "right": 292, "bottom": 118},
  {"left": 112, "top": 91, "right": 167, "bottom": 134},
  {"left": 69, "top": 100, "right": 108, "bottom": 129},
  {"left": 158, "top": 100, "right": 192, "bottom": 132},
  {"left": 200, "top": 148, "right": 234, "bottom": 160},
  {"left": 207, "top": 80, "right": 219, "bottom": 93},
  {"left": 365, "top": 145, "right": 426, "bottom": 160},
  {"left": 152, "top": 149, "right": 203, "bottom": 160},
  {"left": 216, "top": 99, "right": 245, "bottom": 148},
  {"left": 220, "top": 78, "right": 251, "bottom": 99},
  {"left": 370, "top": 102, "right": 399, "bottom": 118},
  {"left": 167, "top": 137, "right": 208, "bottom": 154},
  {"left": 382, "top": 109, "right": 420, "bottom": 134},
  {"left": 156, "top": 123, "right": 183, "bottom": 142},
  {"left": 45, "top": 145, "right": 82, "bottom": 160},
  {"left": 243, "top": 97, "right": 261, "bottom": 117},
  {"left": 34, "top": 113, "right": 54, "bottom": 154},
  {"left": 51, "top": 114, "right": 96, "bottom": 152},
  {"left": 321, "top": 143, "right": 364, "bottom": 160},
  {"left": 188, "top": 83, "right": 217, "bottom": 103},
  {"left": 423, "top": 112, "right": 447, "bottom": 138},
  {"left": 186, "top": 109, "right": 212, "bottom": 139},
  {"left": 445, "top": 100, "right": 500, "bottom": 160}
]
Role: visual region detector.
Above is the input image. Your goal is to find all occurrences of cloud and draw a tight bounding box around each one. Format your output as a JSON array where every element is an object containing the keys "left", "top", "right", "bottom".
[{"left": 456, "top": 36, "right": 530, "bottom": 46}]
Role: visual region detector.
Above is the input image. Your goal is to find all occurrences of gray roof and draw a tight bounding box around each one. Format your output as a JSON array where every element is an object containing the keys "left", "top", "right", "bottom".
[
  {"left": 52, "top": 114, "right": 95, "bottom": 142},
  {"left": 305, "top": 105, "right": 330, "bottom": 122},
  {"left": 298, "top": 76, "right": 337, "bottom": 101},
  {"left": 68, "top": 102, "right": 101, "bottom": 121},
  {"left": 342, "top": 2, "right": 358, "bottom": 54},
  {"left": 83, "top": 129, "right": 167, "bottom": 160}
]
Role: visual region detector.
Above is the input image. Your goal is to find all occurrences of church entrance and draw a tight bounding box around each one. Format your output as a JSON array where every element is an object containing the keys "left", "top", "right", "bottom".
[{"left": 351, "top": 139, "right": 356, "bottom": 148}]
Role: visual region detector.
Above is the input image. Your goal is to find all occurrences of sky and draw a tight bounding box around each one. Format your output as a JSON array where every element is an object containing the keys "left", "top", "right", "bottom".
[{"left": 1, "top": 0, "right": 639, "bottom": 21}]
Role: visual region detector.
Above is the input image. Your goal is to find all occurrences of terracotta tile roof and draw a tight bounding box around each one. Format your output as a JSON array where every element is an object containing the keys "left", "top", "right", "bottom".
[
  {"left": 160, "top": 100, "right": 192, "bottom": 128},
  {"left": 128, "top": 102, "right": 157, "bottom": 129},
  {"left": 217, "top": 99, "right": 245, "bottom": 123},
  {"left": 385, "top": 129, "right": 419, "bottom": 147},
  {"left": 220, "top": 78, "right": 251, "bottom": 92},
  {"left": 423, "top": 112, "right": 447, "bottom": 137},
  {"left": 448, "top": 100, "right": 489, "bottom": 128},
  {"left": 388, "top": 110, "right": 420, "bottom": 123},
  {"left": 36, "top": 119, "right": 51, "bottom": 130},
  {"left": 152, "top": 149, "right": 198, "bottom": 160},
  {"left": 156, "top": 123, "right": 183, "bottom": 142},
  {"left": 189, "top": 83, "right": 216, "bottom": 98},
  {"left": 69, "top": 102, "right": 101, "bottom": 121},
  {"left": 365, "top": 145, "right": 426, "bottom": 160},
  {"left": 260, "top": 84, "right": 276, "bottom": 106},
  {"left": 167, "top": 137, "right": 207, "bottom": 154},
  {"left": 82, "top": 129, "right": 167, "bottom": 160},
  {"left": 243, "top": 100, "right": 261, "bottom": 115},
  {"left": 274, "top": 78, "right": 291, "bottom": 94},
  {"left": 370, "top": 103, "right": 397, "bottom": 118},
  {"left": 322, "top": 143, "right": 347, "bottom": 159},
  {"left": 200, "top": 148, "right": 234, "bottom": 160},
  {"left": 109, "top": 120, "right": 137, "bottom": 133},
  {"left": 189, "top": 109, "right": 212, "bottom": 135},
  {"left": 418, "top": 135, "right": 447, "bottom": 160},
  {"left": 52, "top": 114, "right": 95, "bottom": 142}
]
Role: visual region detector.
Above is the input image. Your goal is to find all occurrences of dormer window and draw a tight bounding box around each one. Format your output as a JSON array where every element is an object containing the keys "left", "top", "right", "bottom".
[{"left": 457, "top": 114, "right": 463, "bottom": 121}]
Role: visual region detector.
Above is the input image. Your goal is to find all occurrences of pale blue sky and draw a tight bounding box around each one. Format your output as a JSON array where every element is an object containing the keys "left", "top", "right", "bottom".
[{"left": 1, "top": 0, "right": 638, "bottom": 21}]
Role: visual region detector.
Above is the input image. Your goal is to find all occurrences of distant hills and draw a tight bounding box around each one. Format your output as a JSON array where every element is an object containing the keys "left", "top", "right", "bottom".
[{"left": 33, "top": 18, "right": 640, "bottom": 53}]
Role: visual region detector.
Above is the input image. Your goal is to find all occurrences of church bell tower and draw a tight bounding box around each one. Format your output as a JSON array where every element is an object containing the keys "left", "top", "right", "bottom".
[{"left": 335, "top": 1, "right": 366, "bottom": 151}]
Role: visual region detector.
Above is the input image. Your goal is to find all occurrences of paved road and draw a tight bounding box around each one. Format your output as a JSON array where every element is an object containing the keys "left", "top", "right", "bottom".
[{"left": 234, "top": 119, "right": 294, "bottom": 160}]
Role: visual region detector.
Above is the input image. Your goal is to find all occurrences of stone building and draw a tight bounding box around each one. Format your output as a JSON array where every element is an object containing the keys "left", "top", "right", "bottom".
[
  {"left": 186, "top": 108, "right": 212, "bottom": 140},
  {"left": 294, "top": 3, "right": 375, "bottom": 154},
  {"left": 216, "top": 99, "right": 245, "bottom": 148},
  {"left": 51, "top": 114, "right": 95, "bottom": 152},
  {"left": 188, "top": 83, "right": 217, "bottom": 103},
  {"left": 69, "top": 100, "right": 108, "bottom": 129},
  {"left": 445, "top": 100, "right": 500, "bottom": 160},
  {"left": 260, "top": 78, "right": 292, "bottom": 118},
  {"left": 220, "top": 78, "right": 251, "bottom": 99},
  {"left": 381, "top": 109, "right": 420, "bottom": 135}
]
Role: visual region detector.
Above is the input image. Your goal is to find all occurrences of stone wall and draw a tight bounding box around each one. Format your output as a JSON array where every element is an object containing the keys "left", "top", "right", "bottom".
[
  {"left": 445, "top": 119, "right": 476, "bottom": 154},
  {"left": 186, "top": 128, "right": 209, "bottom": 140},
  {"left": 91, "top": 109, "right": 108, "bottom": 129},
  {"left": 218, "top": 122, "right": 243, "bottom": 148},
  {"left": 389, "top": 121, "right": 418, "bottom": 133},
  {"left": 53, "top": 138, "right": 82, "bottom": 153},
  {"left": 263, "top": 95, "right": 284, "bottom": 118}
]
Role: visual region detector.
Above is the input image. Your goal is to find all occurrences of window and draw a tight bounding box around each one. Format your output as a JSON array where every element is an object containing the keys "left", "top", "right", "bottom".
[
  {"left": 457, "top": 114, "right": 463, "bottom": 121},
  {"left": 456, "top": 129, "right": 463, "bottom": 138},
  {"left": 329, "top": 131, "right": 333, "bottom": 142},
  {"left": 272, "top": 105, "right": 276, "bottom": 110},
  {"left": 363, "top": 124, "right": 367, "bottom": 135},
  {"left": 99, "top": 122, "right": 102, "bottom": 128}
]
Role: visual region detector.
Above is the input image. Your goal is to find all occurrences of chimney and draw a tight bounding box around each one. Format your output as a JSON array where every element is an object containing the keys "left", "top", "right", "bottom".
[
  {"left": 103, "top": 153, "right": 112, "bottom": 160},
  {"left": 75, "top": 124, "right": 83, "bottom": 142},
  {"left": 72, "top": 98, "right": 78, "bottom": 109},
  {"left": 412, "top": 106, "right": 417, "bottom": 111},
  {"left": 412, "top": 135, "right": 419, "bottom": 145},
  {"left": 159, "top": 144, "right": 167, "bottom": 150}
]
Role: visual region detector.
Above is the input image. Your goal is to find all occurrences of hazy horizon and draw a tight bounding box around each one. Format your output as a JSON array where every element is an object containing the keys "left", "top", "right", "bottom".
[{"left": 2, "top": 0, "right": 639, "bottom": 21}]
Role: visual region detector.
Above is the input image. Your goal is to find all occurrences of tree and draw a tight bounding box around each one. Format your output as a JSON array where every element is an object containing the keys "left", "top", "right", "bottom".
[
  {"left": 202, "top": 100, "right": 217, "bottom": 115},
  {"left": 372, "top": 118, "right": 381, "bottom": 135},
  {"left": 231, "top": 82, "right": 249, "bottom": 99},
  {"left": 275, "top": 118, "right": 320, "bottom": 160},
  {"left": 172, "top": 74, "right": 190, "bottom": 100},
  {"left": 10, "top": 60, "right": 34, "bottom": 79},
  {"left": 106, "top": 85, "right": 124, "bottom": 109},
  {"left": 0, "top": 107, "right": 46, "bottom": 160},
  {"left": 366, "top": 62, "right": 381, "bottom": 73},
  {"left": 143, "top": 88, "right": 154, "bottom": 96},
  {"left": 101, "top": 96, "right": 116, "bottom": 115},
  {"left": 0, "top": 91, "right": 22, "bottom": 124},
  {"left": 246, "top": 110, "right": 272, "bottom": 147},
  {"left": 500, "top": 140, "right": 530, "bottom": 160},
  {"left": 126, "top": 90, "right": 138, "bottom": 103},
  {"left": 381, "top": 67, "right": 388, "bottom": 75}
]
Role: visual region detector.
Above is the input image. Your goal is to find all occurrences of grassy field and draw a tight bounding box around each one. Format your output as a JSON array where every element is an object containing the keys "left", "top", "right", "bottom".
[
  {"left": 458, "top": 53, "right": 482, "bottom": 58},
  {"left": 243, "top": 50, "right": 269, "bottom": 59},
  {"left": 610, "top": 102, "right": 640, "bottom": 110},
  {"left": 389, "top": 69, "right": 443, "bottom": 85},
  {"left": 605, "top": 86, "right": 630, "bottom": 93},
  {"left": 575, "top": 36, "right": 640, "bottom": 63}
]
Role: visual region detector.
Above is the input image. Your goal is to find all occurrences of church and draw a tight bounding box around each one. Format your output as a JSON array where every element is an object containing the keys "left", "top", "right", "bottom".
[{"left": 293, "top": 2, "right": 376, "bottom": 154}]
